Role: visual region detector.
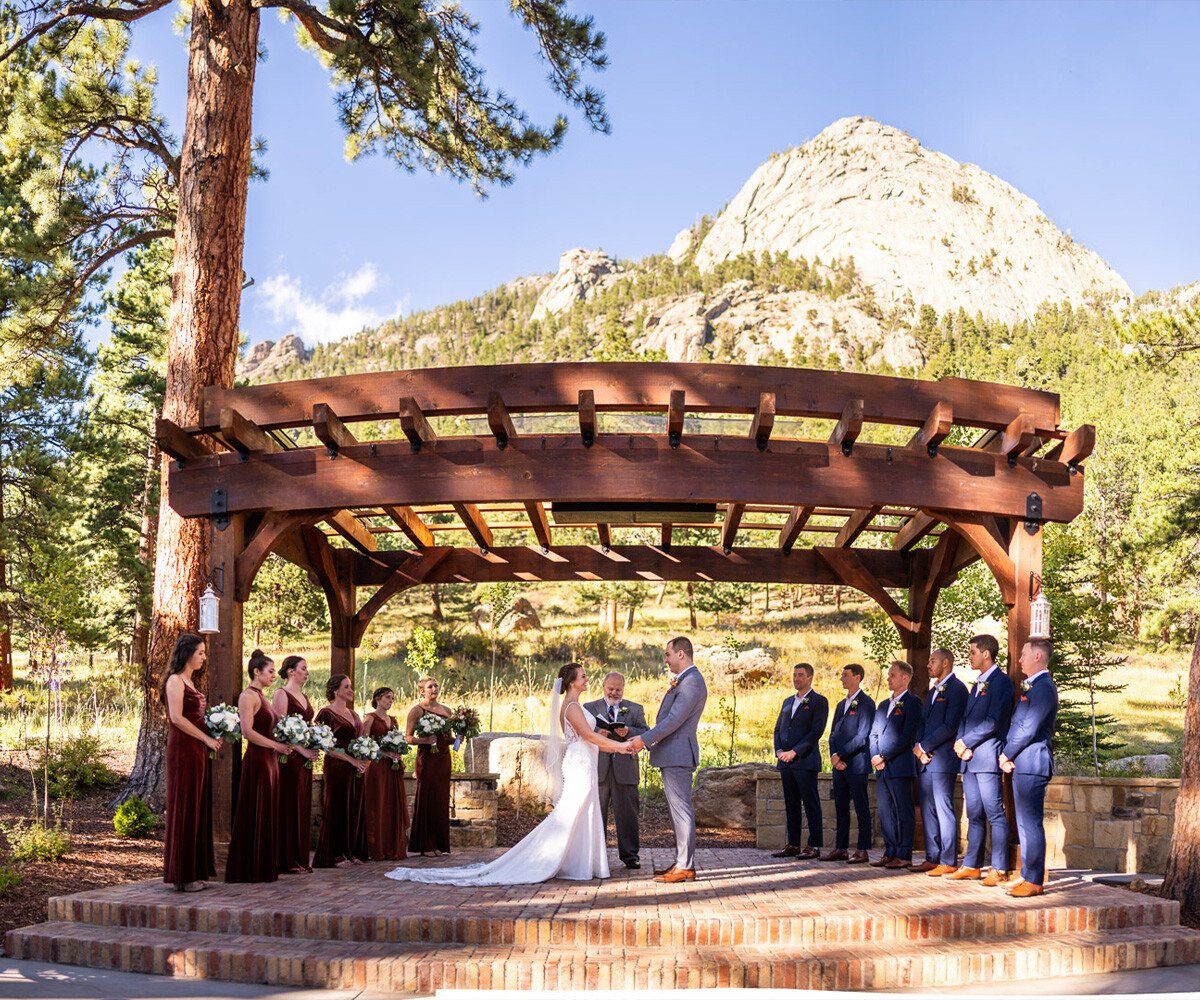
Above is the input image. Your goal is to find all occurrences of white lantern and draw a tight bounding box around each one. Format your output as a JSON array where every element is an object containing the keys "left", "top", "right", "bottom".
[
  {"left": 198, "top": 583, "right": 220, "bottom": 634},
  {"left": 1029, "top": 591, "right": 1051, "bottom": 639}
]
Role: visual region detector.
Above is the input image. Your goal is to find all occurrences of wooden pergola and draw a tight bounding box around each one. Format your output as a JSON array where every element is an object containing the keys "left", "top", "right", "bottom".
[{"left": 158, "top": 362, "right": 1092, "bottom": 828}]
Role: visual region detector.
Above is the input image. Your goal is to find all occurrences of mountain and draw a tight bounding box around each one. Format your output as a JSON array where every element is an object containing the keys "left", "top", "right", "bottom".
[{"left": 239, "top": 116, "right": 1137, "bottom": 383}]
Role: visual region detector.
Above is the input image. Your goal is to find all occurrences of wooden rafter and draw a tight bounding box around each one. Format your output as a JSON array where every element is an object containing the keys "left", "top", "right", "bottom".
[
  {"left": 749, "top": 392, "right": 776, "bottom": 450},
  {"left": 399, "top": 397, "right": 436, "bottom": 450},
  {"left": 325, "top": 510, "right": 377, "bottom": 554},
  {"left": 660, "top": 524, "right": 673, "bottom": 549},
  {"left": 720, "top": 503, "right": 745, "bottom": 552},
  {"left": 996, "top": 413, "right": 1036, "bottom": 463},
  {"left": 828, "top": 398, "right": 864, "bottom": 456},
  {"left": 893, "top": 511, "right": 938, "bottom": 551},
  {"left": 836, "top": 506, "right": 881, "bottom": 547},
  {"left": 525, "top": 501, "right": 552, "bottom": 548},
  {"left": 487, "top": 392, "right": 516, "bottom": 449},
  {"left": 578, "top": 389, "right": 596, "bottom": 447},
  {"left": 156, "top": 417, "right": 208, "bottom": 463},
  {"left": 908, "top": 401, "right": 953, "bottom": 456},
  {"left": 1047, "top": 424, "right": 1096, "bottom": 466},
  {"left": 380, "top": 505, "right": 433, "bottom": 548},
  {"left": 312, "top": 402, "right": 356, "bottom": 453},
  {"left": 779, "top": 505, "right": 814, "bottom": 553},
  {"left": 597, "top": 522, "right": 613, "bottom": 549},
  {"left": 453, "top": 502, "right": 493, "bottom": 549},
  {"left": 667, "top": 389, "right": 685, "bottom": 448},
  {"left": 815, "top": 547, "right": 918, "bottom": 633},
  {"left": 220, "top": 407, "right": 280, "bottom": 456}
]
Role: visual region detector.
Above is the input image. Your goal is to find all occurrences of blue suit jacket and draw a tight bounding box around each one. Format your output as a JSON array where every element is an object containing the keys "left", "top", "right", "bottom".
[
  {"left": 828, "top": 691, "right": 876, "bottom": 775},
  {"left": 868, "top": 691, "right": 923, "bottom": 779},
  {"left": 774, "top": 691, "right": 829, "bottom": 771},
  {"left": 956, "top": 668, "right": 1014, "bottom": 773},
  {"left": 1002, "top": 672, "right": 1058, "bottom": 777},
  {"left": 918, "top": 674, "right": 969, "bottom": 773}
]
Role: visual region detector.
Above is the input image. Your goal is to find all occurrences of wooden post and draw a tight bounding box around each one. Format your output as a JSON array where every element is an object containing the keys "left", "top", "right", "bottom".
[
  {"left": 1006, "top": 519, "right": 1043, "bottom": 682},
  {"left": 904, "top": 590, "right": 934, "bottom": 698},
  {"left": 207, "top": 513, "right": 244, "bottom": 844},
  {"left": 329, "top": 548, "right": 357, "bottom": 686}
]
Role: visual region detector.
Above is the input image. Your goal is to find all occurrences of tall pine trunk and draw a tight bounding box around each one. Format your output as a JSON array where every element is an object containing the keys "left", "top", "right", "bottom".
[
  {"left": 1164, "top": 629, "right": 1200, "bottom": 919},
  {"left": 119, "top": 0, "right": 259, "bottom": 810},
  {"left": 0, "top": 482, "right": 11, "bottom": 690},
  {"left": 130, "top": 425, "right": 160, "bottom": 673}
]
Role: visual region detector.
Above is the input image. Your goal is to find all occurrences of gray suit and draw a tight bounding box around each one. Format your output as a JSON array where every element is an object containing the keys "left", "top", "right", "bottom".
[
  {"left": 585, "top": 698, "right": 648, "bottom": 865},
  {"left": 641, "top": 665, "right": 708, "bottom": 871}
]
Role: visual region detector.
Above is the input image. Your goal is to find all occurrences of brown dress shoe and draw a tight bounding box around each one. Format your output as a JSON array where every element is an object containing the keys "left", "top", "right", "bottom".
[
  {"left": 885, "top": 858, "right": 911, "bottom": 870},
  {"left": 797, "top": 846, "right": 821, "bottom": 860},
  {"left": 771, "top": 845, "right": 801, "bottom": 858},
  {"left": 654, "top": 864, "right": 677, "bottom": 877},
  {"left": 846, "top": 850, "right": 870, "bottom": 864},
  {"left": 981, "top": 869, "right": 1012, "bottom": 887},
  {"left": 1008, "top": 881, "right": 1044, "bottom": 897},
  {"left": 909, "top": 861, "right": 940, "bottom": 873},
  {"left": 654, "top": 868, "right": 696, "bottom": 884},
  {"left": 927, "top": 864, "right": 958, "bottom": 876},
  {"left": 946, "top": 866, "right": 982, "bottom": 880},
  {"left": 820, "top": 849, "right": 849, "bottom": 862},
  {"left": 869, "top": 856, "right": 895, "bottom": 867}
]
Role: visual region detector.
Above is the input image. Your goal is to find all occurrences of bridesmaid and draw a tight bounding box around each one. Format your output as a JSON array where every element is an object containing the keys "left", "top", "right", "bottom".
[
  {"left": 272, "top": 655, "right": 318, "bottom": 874},
  {"left": 364, "top": 687, "right": 409, "bottom": 861},
  {"left": 406, "top": 677, "right": 453, "bottom": 857},
  {"left": 225, "top": 650, "right": 293, "bottom": 883},
  {"left": 313, "top": 674, "right": 369, "bottom": 867},
  {"left": 162, "top": 633, "right": 221, "bottom": 891}
]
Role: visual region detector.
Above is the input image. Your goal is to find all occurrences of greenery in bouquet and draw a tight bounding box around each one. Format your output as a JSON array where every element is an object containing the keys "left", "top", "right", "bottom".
[
  {"left": 449, "top": 706, "right": 482, "bottom": 753},
  {"left": 378, "top": 728, "right": 409, "bottom": 769},
  {"left": 415, "top": 712, "right": 451, "bottom": 753},
  {"left": 273, "top": 714, "right": 310, "bottom": 764},
  {"left": 204, "top": 703, "right": 241, "bottom": 758},
  {"left": 304, "top": 723, "right": 336, "bottom": 770},
  {"left": 346, "top": 735, "right": 381, "bottom": 775}
]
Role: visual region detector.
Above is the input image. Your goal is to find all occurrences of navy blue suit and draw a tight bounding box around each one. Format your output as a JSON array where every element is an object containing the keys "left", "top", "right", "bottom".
[
  {"left": 1002, "top": 671, "right": 1058, "bottom": 885},
  {"left": 957, "top": 667, "right": 1014, "bottom": 870},
  {"left": 917, "top": 673, "right": 968, "bottom": 866},
  {"left": 868, "top": 691, "right": 923, "bottom": 860},
  {"left": 828, "top": 691, "right": 875, "bottom": 851},
  {"left": 774, "top": 690, "right": 829, "bottom": 848}
]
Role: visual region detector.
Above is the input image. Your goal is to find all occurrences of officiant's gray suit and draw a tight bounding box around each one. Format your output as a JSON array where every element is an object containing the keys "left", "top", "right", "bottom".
[
  {"left": 641, "top": 665, "right": 708, "bottom": 871},
  {"left": 584, "top": 697, "right": 648, "bottom": 866}
]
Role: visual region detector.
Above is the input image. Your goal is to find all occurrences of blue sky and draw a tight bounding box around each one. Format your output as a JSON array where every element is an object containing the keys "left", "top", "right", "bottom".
[{"left": 129, "top": 1, "right": 1200, "bottom": 347}]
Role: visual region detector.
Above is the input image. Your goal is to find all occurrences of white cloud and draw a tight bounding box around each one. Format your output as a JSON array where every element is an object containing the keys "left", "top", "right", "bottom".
[{"left": 256, "top": 263, "right": 406, "bottom": 345}]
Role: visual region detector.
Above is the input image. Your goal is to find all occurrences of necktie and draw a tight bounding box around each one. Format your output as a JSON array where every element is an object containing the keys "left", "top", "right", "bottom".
[{"left": 609, "top": 703, "right": 617, "bottom": 722}]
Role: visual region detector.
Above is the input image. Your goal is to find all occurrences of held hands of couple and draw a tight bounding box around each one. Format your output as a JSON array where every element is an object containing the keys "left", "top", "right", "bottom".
[{"left": 625, "top": 735, "right": 645, "bottom": 753}]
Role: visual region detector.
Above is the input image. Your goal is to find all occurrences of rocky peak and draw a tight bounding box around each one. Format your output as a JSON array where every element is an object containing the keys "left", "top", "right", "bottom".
[
  {"left": 238, "top": 334, "right": 312, "bottom": 383},
  {"left": 682, "top": 116, "right": 1132, "bottom": 323},
  {"left": 530, "top": 248, "right": 620, "bottom": 321}
]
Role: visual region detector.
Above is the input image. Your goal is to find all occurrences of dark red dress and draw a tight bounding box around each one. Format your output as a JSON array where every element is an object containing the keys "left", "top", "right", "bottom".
[
  {"left": 408, "top": 706, "right": 452, "bottom": 854},
  {"left": 365, "top": 714, "right": 409, "bottom": 861},
  {"left": 313, "top": 707, "right": 368, "bottom": 867},
  {"left": 225, "top": 690, "right": 281, "bottom": 883},
  {"left": 278, "top": 689, "right": 314, "bottom": 873},
  {"left": 163, "top": 683, "right": 215, "bottom": 886}
]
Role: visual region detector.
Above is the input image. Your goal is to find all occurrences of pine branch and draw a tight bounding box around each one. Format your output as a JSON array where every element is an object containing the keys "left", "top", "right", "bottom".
[{"left": 1, "top": 0, "right": 172, "bottom": 62}]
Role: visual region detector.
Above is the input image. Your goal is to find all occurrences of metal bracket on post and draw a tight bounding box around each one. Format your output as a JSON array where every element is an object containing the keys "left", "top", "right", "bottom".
[
  {"left": 1024, "top": 492, "right": 1042, "bottom": 536},
  {"left": 211, "top": 486, "right": 229, "bottom": 532}
]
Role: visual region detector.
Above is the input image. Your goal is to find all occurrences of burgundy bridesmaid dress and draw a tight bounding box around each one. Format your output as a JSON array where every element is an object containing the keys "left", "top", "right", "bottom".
[
  {"left": 408, "top": 706, "right": 453, "bottom": 855},
  {"left": 225, "top": 690, "right": 281, "bottom": 883},
  {"left": 312, "top": 707, "right": 368, "bottom": 867},
  {"left": 163, "top": 684, "right": 215, "bottom": 886},
  {"left": 365, "top": 714, "right": 409, "bottom": 861},
  {"left": 278, "top": 689, "right": 315, "bottom": 873}
]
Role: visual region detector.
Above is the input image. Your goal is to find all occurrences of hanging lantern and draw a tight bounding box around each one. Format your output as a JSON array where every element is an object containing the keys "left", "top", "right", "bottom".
[
  {"left": 1029, "top": 591, "right": 1051, "bottom": 639},
  {"left": 199, "top": 583, "right": 220, "bottom": 634}
]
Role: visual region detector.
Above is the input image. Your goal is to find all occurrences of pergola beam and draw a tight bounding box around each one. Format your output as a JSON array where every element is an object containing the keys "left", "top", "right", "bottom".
[
  {"left": 836, "top": 506, "right": 882, "bottom": 547},
  {"left": 381, "top": 505, "right": 434, "bottom": 548},
  {"left": 667, "top": 389, "right": 685, "bottom": 448},
  {"left": 578, "top": 390, "right": 596, "bottom": 447},
  {"left": 156, "top": 417, "right": 209, "bottom": 463},
  {"left": 525, "top": 501, "right": 552, "bottom": 549},
  {"left": 828, "top": 398, "right": 864, "bottom": 456},
  {"left": 312, "top": 403, "right": 356, "bottom": 453},
  {"left": 453, "top": 502, "right": 494, "bottom": 550},
  {"left": 779, "top": 505, "right": 814, "bottom": 553},
  {"left": 325, "top": 510, "right": 377, "bottom": 554},
  {"left": 720, "top": 503, "right": 745, "bottom": 552},
  {"left": 399, "top": 397, "right": 436, "bottom": 450},
  {"left": 908, "top": 401, "right": 953, "bottom": 456},
  {"left": 220, "top": 407, "right": 280, "bottom": 456},
  {"left": 487, "top": 392, "right": 517, "bottom": 449},
  {"left": 749, "top": 392, "right": 776, "bottom": 451}
]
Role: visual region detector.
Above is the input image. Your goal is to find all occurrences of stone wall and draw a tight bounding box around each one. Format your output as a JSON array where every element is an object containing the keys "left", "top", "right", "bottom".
[
  {"left": 312, "top": 771, "right": 499, "bottom": 849},
  {"left": 755, "top": 773, "right": 1180, "bottom": 874}
]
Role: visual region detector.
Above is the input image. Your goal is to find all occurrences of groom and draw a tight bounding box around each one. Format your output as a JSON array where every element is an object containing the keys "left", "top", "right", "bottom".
[{"left": 628, "top": 636, "right": 708, "bottom": 884}]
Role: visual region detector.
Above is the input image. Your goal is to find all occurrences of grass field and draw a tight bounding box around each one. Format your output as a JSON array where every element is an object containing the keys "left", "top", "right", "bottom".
[{"left": 0, "top": 585, "right": 1188, "bottom": 786}]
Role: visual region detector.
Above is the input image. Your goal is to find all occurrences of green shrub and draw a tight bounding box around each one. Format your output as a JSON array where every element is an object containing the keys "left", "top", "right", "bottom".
[
  {"left": 0, "top": 862, "right": 22, "bottom": 896},
  {"left": 0, "top": 816, "right": 72, "bottom": 862},
  {"left": 113, "top": 796, "right": 157, "bottom": 837},
  {"left": 36, "top": 733, "right": 120, "bottom": 799}
]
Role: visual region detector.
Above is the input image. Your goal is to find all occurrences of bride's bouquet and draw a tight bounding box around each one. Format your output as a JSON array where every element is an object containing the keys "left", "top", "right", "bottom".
[
  {"left": 203, "top": 703, "right": 241, "bottom": 759},
  {"left": 346, "top": 735, "right": 381, "bottom": 776},
  {"left": 449, "top": 706, "right": 481, "bottom": 753},
  {"left": 415, "top": 712, "right": 451, "bottom": 753},
  {"left": 378, "top": 728, "right": 409, "bottom": 770},
  {"left": 273, "top": 714, "right": 310, "bottom": 764}
]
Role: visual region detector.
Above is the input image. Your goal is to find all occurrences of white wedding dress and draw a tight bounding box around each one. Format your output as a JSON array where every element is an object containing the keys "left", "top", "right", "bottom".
[{"left": 384, "top": 706, "right": 610, "bottom": 886}]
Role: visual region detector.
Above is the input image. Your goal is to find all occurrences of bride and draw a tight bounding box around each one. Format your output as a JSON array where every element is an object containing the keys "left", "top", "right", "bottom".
[{"left": 384, "top": 662, "right": 637, "bottom": 886}]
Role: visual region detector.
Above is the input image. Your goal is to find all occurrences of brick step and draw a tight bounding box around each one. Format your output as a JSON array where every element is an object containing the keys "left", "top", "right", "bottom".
[
  {"left": 8, "top": 920, "right": 1200, "bottom": 992},
  {"left": 45, "top": 886, "right": 1182, "bottom": 948}
]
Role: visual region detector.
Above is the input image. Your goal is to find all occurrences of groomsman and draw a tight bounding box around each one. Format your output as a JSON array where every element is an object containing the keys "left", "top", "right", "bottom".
[
  {"left": 771, "top": 663, "right": 829, "bottom": 859},
  {"left": 1000, "top": 639, "right": 1059, "bottom": 897},
  {"left": 585, "top": 671, "right": 649, "bottom": 869},
  {"left": 948, "top": 634, "right": 1014, "bottom": 885},
  {"left": 822, "top": 663, "right": 875, "bottom": 863},
  {"left": 868, "top": 661, "right": 923, "bottom": 869},
  {"left": 911, "top": 649, "right": 969, "bottom": 875}
]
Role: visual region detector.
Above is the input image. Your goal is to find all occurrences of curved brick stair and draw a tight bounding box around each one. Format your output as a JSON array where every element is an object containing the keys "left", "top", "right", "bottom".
[{"left": 7, "top": 849, "right": 1200, "bottom": 993}]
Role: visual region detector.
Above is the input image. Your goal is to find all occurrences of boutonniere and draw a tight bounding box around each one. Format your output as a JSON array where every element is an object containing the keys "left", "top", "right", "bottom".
[
  {"left": 798, "top": 694, "right": 810, "bottom": 706},
  {"left": 894, "top": 706, "right": 904, "bottom": 716},
  {"left": 668, "top": 676, "right": 680, "bottom": 692},
  {"left": 617, "top": 705, "right": 629, "bottom": 718},
  {"left": 849, "top": 698, "right": 858, "bottom": 711},
  {"left": 1021, "top": 680, "right": 1032, "bottom": 693},
  {"left": 977, "top": 681, "right": 989, "bottom": 696},
  {"left": 1019, "top": 694, "right": 1029, "bottom": 702}
]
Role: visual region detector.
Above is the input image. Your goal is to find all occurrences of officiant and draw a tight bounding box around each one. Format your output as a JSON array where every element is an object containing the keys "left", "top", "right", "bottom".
[{"left": 585, "top": 672, "right": 648, "bottom": 869}]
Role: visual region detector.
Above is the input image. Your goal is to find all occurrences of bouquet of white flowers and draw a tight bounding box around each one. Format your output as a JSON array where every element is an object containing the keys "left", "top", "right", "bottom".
[
  {"left": 346, "top": 735, "right": 381, "bottom": 775},
  {"left": 204, "top": 703, "right": 241, "bottom": 759},
  {"left": 415, "top": 712, "right": 451, "bottom": 753},
  {"left": 378, "top": 728, "right": 409, "bottom": 770},
  {"left": 304, "top": 723, "right": 335, "bottom": 769},
  {"left": 273, "top": 713, "right": 310, "bottom": 764}
]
